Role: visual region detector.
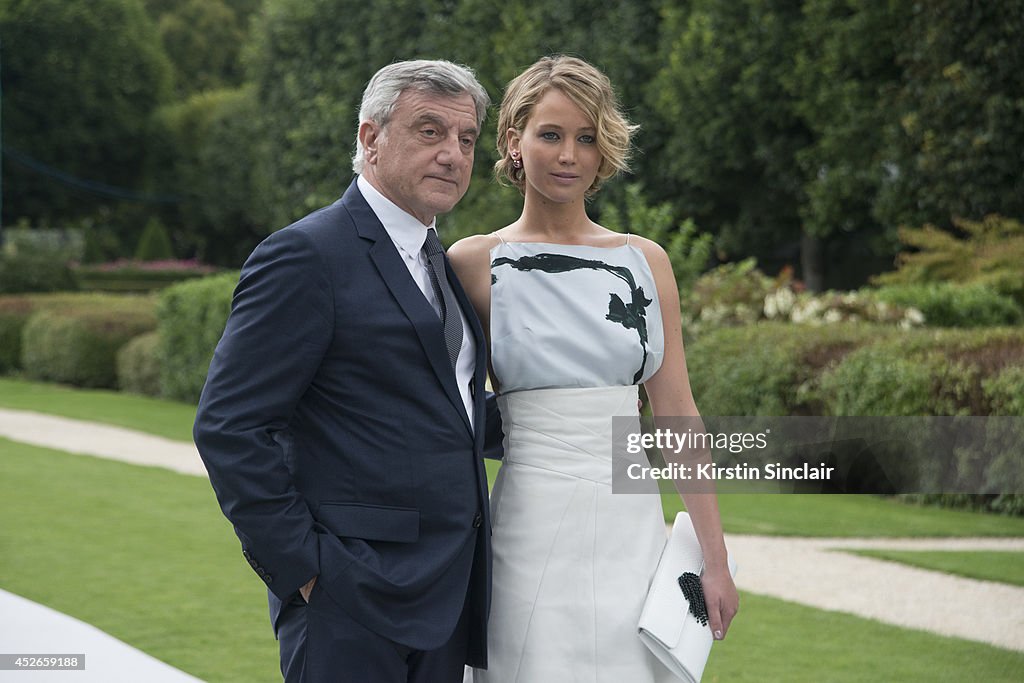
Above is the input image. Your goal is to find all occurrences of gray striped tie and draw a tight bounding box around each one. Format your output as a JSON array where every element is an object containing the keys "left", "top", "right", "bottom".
[{"left": 422, "top": 229, "right": 463, "bottom": 370}]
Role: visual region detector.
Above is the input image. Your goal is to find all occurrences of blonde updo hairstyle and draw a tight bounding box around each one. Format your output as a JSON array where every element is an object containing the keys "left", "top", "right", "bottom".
[{"left": 495, "top": 55, "right": 637, "bottom": 197}]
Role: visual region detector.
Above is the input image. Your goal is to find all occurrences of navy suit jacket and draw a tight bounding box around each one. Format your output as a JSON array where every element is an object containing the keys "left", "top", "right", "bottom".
[{"left": 193, "top": 181, "right": 496, "bottom": 666}]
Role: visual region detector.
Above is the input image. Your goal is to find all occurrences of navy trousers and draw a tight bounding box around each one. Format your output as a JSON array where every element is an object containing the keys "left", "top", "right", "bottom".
[{"left": 276, "top": 581, "right": 470, "bottom": 683}]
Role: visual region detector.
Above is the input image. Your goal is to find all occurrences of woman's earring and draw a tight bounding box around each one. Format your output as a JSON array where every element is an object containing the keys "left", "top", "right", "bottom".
[{"left": 511, "top": 152, "right": 522, "bottom": 169}]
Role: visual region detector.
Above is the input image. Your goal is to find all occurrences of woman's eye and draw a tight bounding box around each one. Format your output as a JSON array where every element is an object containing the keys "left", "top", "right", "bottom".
[
  {"left": 541, "top": 131, "right": 559, "bottom": 141},
  {"left": 579, "top": 135, "right": 596, "bottom": 144}
]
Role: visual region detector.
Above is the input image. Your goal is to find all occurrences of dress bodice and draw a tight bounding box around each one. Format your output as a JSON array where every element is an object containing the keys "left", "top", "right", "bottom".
[{"left": 489, "top": 240, "right": 665, "bottom": 393}]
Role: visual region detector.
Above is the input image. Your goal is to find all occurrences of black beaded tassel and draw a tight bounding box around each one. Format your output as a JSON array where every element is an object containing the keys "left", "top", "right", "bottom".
[{"left": 677, "top": 572, "right": 709, "bottom": 626}]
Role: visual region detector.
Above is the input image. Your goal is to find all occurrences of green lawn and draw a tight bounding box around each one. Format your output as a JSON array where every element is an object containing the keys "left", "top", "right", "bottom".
[
  {"left": 703, "top": 592, "right": 1024, "bottom": 682},
  {"left": 845, "top": 549, "right": 1024, "bottom": 587},
  {"left": 670, "top": 491, "right": 1024, "bottom": 537},
  {"left": 0, "top": 439, "right": 277, "bottom": 682},
  {"left": 4, "top": 377, "right": 1024, "bottom": 537},
  {"left": 3, "top": 439, "right": 1022, "bottom": 681},
  {"left": 0, "top": 377, "right": 196, "bottom": 442}
]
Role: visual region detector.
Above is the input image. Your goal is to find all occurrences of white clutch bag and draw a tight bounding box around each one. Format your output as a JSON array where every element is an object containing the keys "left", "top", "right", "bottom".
[{"left": 637, "top": 511, "right": 737, "bottom": 683}]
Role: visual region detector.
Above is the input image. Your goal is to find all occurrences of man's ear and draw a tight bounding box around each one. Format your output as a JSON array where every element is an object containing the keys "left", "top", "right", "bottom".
[{"left": 359, "top": 120, "right": 382, "bottom": 165}]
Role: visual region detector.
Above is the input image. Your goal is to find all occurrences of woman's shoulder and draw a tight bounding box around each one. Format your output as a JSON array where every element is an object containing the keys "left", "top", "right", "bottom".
[{"left": 447, "top": 232, "right": 502, "bottom": 262}]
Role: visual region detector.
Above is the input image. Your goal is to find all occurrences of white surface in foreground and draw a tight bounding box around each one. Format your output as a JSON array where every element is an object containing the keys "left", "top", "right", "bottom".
[{"left": 0, "top": 589, "right": 205, "bottom": 682}]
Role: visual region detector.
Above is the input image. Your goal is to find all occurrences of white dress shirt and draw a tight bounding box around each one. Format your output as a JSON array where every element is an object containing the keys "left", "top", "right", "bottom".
[{"left": 357, "top": 175, "right": 476, "bottom": 428}]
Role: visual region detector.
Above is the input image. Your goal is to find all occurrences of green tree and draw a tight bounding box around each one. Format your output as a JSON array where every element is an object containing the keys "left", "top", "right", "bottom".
[
  {"left": 647, "top": 1, "right": 813, "bottom": 282},
  {"left": 789, "top": 0, "right": 910, "bottom": 289},
  {"left": 876, "top": 0, "right": 1024, "bottom": 229},
  {"left": 0, "top": 0, "right": 174, "bottom": 225},
  {"left": 156, "top": 0, "right": 247, "bottom": 96},
  {"left": 152, "top": 87, "right": 266, "bottom": 265},
  {"left": 241, "top": 0, "right": 667, "bottom": 238},
  {"left": 244, "top": 0, "right": 475, "bottom": 230}
]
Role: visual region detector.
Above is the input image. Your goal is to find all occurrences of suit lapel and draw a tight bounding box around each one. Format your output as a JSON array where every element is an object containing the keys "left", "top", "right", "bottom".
[{"left": 343, "top": 182, "right": 474, "bottom": 435}]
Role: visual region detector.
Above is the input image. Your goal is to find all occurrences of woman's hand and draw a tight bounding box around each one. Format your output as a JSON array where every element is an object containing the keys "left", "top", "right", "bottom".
[{"left": 701, "top": 566, "right": 739, "bottom": 640}]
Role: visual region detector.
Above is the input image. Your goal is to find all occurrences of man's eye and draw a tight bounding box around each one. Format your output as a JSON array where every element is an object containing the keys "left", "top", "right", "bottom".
[
  {"left": 422, "top": 129, "right": 438, "bottom": 137},
  {"left": 461, "top": 137, "right": 475, "bottom": 147}
]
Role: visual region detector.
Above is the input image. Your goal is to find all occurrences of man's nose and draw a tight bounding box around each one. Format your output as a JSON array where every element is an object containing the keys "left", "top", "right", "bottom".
[{"left": 436, "top": 133, "right": 463, "bottom": 166}]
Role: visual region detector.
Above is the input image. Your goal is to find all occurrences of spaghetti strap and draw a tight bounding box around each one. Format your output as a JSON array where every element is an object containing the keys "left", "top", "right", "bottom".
[
  {"left": 625, "top": 233, "right": 631, "bottom": 246},
  {"left": 494, "top": 232, "right": 507, "bottom": 245}
]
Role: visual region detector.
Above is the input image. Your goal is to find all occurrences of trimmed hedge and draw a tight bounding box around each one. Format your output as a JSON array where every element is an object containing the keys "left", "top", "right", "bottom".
[
  {"left": 686, "top": 323, "right": 1024, "bottom": 514},
  {"left": 157, "top": 272, "right": 237, "bottom": 402},
  {"left": 21, "top": 307, "right": 157, "bottom": 388},
  {"left": 0, "top": 254, "right": 79, "bottom": 294},
  {"left": 686, "top": 323, "right": 879, "bottom": 416},
  {"left": 74, "top": 260, "right": 218, "bottom": 293},
  {"left": 0, "top": 293, "right": 158, "bottom": 376},
  {"left": 688, "top": 323, "right": 1024, "bottom": 417},
  {"left": 872, "top": 283, "right": 1023, "bottom": 328},
  {"left": 0, "top": 297, "right": 35, "bottom": 372},
  {"left": 117, "top": 331, "right": 162, "bottom": 396}
]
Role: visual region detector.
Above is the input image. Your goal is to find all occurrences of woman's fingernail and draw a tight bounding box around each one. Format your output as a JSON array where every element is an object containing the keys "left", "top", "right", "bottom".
[{"left": 714, "top": 630, "right": 723, "bottom": 640}]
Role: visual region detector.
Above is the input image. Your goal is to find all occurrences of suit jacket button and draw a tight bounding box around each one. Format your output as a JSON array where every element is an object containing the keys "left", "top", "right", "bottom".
[
  {"left": 472, "top": 512, "right": 483, "bottom": 528},
  {"left": 263, "top": 574, "right": 273, "bottom": 584}
]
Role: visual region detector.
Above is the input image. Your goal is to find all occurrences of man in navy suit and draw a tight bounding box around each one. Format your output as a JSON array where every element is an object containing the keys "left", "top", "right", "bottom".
[{"left": 193, "top": 60, "right": 497, "bottom": 682}]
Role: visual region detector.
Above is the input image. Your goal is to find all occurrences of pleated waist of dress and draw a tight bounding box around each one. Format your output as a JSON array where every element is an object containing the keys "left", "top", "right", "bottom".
[{"left": 496, "top": 385, "right": 650, "bottom": 486}]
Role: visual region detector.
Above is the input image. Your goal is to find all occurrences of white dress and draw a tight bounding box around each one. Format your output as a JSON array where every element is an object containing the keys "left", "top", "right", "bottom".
[{"left": 472, "top": 239, "right": 675, "bottom": 683}]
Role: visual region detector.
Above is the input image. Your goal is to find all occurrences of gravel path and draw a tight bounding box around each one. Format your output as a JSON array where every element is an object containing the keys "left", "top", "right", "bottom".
[{"left": 2, "top": 407, "right": 1023, "bottom": 654}]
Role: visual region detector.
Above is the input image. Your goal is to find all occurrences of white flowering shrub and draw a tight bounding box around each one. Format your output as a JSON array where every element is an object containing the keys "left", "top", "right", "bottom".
[{"left": 686, "top": 259, "right": 924, "bottom": 329}]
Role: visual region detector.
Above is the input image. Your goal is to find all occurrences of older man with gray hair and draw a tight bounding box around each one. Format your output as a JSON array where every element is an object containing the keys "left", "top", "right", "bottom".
[{"left": 194, "top": 60, "right": 499, "bottom": 682}]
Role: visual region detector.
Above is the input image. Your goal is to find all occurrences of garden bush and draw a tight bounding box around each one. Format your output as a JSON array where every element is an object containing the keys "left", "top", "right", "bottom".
[
  {"left": 117, "top": 331, "right": 163, "bottom": 396},
  {"left": 687, "top": 323, "right": 1024, "bottom": 417},
  {"left": 873, "top": 215, "right": 1024, "bottom": 305},
  {"left": 687, "top": 324, "right": 1024, "bottom": 513},
  {"left": 810, "top": 328, "right": 1024, "bottom": 416},
  {"left": 983, "top": 365, "right": 1024, "bottom": 417},
  {"left": 0, "top": 254, "right": 79, "bottom": 294},
  {"left": 0, "top": 293, "right": 159, "bottom": 375},
  {"left": 0, "top": 297, "right": 35, "bottom": 372},
  {"left": 157, "top": 272, "right": 237, "bottom": 402},
  {"left": 685, "top": 322, "right": 879, "bottom": 416},
  {"left": 686, "top": 259, "right": 923, "bottom": 329},
  {"left": 872, "top": 283, "right": 1023, "bottom": 328},
  {"left": 21, "top": 305, "right": 157, "bottom": 388},
  {"left": 74, "top": 259, "right": 218, "bottom": 292}
]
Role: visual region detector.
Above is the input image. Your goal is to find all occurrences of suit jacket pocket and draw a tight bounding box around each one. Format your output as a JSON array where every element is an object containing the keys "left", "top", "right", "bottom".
[{"left": 316, "top": 502, "right": 420, "bottom": 543}]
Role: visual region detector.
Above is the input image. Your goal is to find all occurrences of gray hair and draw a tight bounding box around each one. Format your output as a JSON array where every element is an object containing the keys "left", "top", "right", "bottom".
[{"left": 352, "top": 60, "right": 490, "bottom": 173}]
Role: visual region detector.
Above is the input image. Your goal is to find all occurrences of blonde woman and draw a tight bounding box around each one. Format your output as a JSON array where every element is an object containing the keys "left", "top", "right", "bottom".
[{"left": 449, "top": 56, "right": 738, "bottom": 682}]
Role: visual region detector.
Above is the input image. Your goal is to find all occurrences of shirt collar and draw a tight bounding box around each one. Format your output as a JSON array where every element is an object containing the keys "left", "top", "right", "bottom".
[{"left": 357, "top": 175, "right": 436, "bottom": 256}]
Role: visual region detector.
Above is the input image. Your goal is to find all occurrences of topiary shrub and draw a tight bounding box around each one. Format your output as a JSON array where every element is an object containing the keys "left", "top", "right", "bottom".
[
  {"left": 117, "top": 331, "right": 163, "bottom": 396},
  {"left": 872, "top": 283, "right": 1023, "bottom": 328},
  {"left": 157, "top": 272, "right": 237, "bottom": 402},
  {"left": 134, "top": 217, "right": 176, "bottom": 261}
]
